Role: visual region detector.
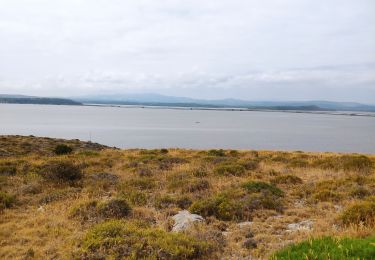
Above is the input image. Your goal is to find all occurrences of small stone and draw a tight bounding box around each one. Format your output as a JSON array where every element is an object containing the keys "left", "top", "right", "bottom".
[
  {"left": 243, "top": 238, "right": 257, "bottom": 249},
  {"left": 287, "top": 220, "right": 313, "bottom": 231},
  {"left": 172, "top": 210, "right": 204, "bottom": 232},
  {"left": 237, "top": 221, "right": 253, "bottom": 228}
]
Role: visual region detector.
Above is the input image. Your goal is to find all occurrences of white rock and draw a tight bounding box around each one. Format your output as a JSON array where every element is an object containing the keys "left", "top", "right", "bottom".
[
  {"left": 37, "top": 206, "right": 45, "bottom": 212},
  {"left": 287, "top": 220, "right": 313, "bottom": 231},
  {"left": 237, "top": 221, "right": 254, "bottom": 228},
  {"left": 172, "top": 210, "right": 204, "bottom": 232}
]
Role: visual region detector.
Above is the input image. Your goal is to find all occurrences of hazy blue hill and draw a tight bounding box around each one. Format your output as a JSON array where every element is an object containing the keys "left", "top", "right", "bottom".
[
  {"left": 75, "top": 93, "right": 375, "bottom": 112},
  {"left": 0, "top": 94, "right": 82, "bottom": 105}
]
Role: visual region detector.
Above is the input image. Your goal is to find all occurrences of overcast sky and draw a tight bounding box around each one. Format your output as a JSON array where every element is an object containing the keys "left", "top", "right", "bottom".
[{"left": 0, "top": 0, "right": 374, "bottom": 102}]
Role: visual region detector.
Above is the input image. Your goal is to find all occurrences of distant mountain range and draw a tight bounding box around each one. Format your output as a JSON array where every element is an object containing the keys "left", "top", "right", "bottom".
[
  {"left": 2, "top": 93, "right": 375, "bottom": 112},
  {"left": 75, "top": 93, "right": 375, "bottom": 112},
  {"left": 0, "top": 94, "right": 82, "bottom": 105}
]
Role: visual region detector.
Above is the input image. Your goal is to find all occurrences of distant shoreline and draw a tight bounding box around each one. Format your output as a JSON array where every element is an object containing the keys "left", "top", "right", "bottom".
[{"left": 83, "top": 103, "right": 375, "bottom": 118}]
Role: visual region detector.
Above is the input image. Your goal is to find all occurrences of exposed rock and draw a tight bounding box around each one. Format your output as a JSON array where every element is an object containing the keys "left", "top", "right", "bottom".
[
  {"left": 237, "top": 221, "right": 253, "bottom": 228},
  {"left": 287, "top": 220, "right": 313, "bottom": 231},
  {"left": 243, "top": 238, "right": 257, "bottom": 249},
  {"left": 37, "top": 206, "right": 45, "bottom": 212},
  {"left": 172, "top": 210, "right": 204, "bottom": 232}
]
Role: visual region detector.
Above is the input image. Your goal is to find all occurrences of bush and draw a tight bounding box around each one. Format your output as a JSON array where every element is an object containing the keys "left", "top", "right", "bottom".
[
  {"left": 270, "top": 236, "right": 375, "bottom": 260},
  {"left": 70, "top": 198, "right": 131, "bottom": 222},
  {"left": 81, "top": 220, "right": 212, "bottom": 259},
  {"left": 271, "top": 175, "right": 303, "bottom": 185},
  {"left": 189, "top": 185, "right": 284, "bottom": 221},
  {"left": 0, "top": 164, "right": 17, "bottom": 176},
  {"left": 312, "top": 189, "right": 342, "bottom": 202},
  {"left": 208, "top": 149, "right": 226, "bottom": 157},
  {"left": 39, "top": 160, "right": 82, "bottom": 183},
  {"left": 214, "top": 163, "right": 246, "bottom": 176},
  {"left": 313, "top": 155, "right": 373, "bottom": 173},
  {"left": 121, "top": 178, "right": 156, "bottom": 190},
  {"left": 54, "top": 144, "right": 73, "bottom": 155},
  {"left": 97, "top": 198, "right": 131, "bottom": 219},
  {"left": 190, "top": 192, "right": 242, "bottom": 221},
  {"left": 239, "top": 160, "right": 259, "bottom": 171},
  {"left": 242, "top": 181, "right": 284, "bottom": 197},
  {"left": 340, "top": 199, "right": 375, "bottom": 226},
  {"left": 182, "top": 179, "right": 210, "bottom": 193},
  {"left": 154, "top": 194, "right": 192, "bottom": 209},
  {"left": 0, "top": 191, "right": 16, "bottom": 210}
]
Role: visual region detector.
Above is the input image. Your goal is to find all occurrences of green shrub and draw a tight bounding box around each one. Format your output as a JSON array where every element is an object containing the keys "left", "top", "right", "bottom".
[
  {"left": 313, "top": 189, "right": 342, "bottom": 202},
  {"left": 242, "top": 181, "right": 284, "bottom": 197},
  {"left": 39, "top": 160, "right": 82, "bottom": 183},
  {"left": 271, "top": 175, "right": 302, "bottom": 185},
  {"left": 182, "top": 179, "right": 210, "bottom": 193},
  {"left": 97, "top": 198, "right": 131, "bottom": 219},
  {"left": 189, "top": 185, "right": 283, "bottom": 221},
  {"left": 122, "top": 178, "right": 156, "bottom": 190},
  {"left": 313, "top": 155, "right": 373, "bottom": 173},
  {"left": 0, "top": 191, "right": 16, "bottom": 210},
  {"left": 349, "top": 186, "right": 371, "bottom": 199},
  {"left": 81, "top": 220, "right": 212, "bottom": 259},
  {"left": 192, "top": 167, "right": 208, "bottom": 178},
  {"left": 0, "top": 164, "right": 17, "bottom": 176},
  {"left": 154, "top": 194, "right": 192, "bottom": 209},
  {"left": 54, "top": 144, "right": 73, "bottom": 155},
  {"left": 340, "top": 199, "right": 375, "bottom": 226},
  {"left": 120, "top": 190, "right": 148, "bottom": 206},
  {"left": 70, "top": 198, "right": 131, "bottom": 222},
  {"left": 288, "top": 158, "right": 309, "bottom": 168},
  {"left": 214, "top": 163, "right": 246, "bottom": 176},
  {"left": 190, "top": 192, "right": 243, "bottom": 221},
  {"left": 208, "top": 149, "right": 226, "bottom": 157},
  {"left": 239, "top": 160, "right": 259, "bottom": 171},
  {"left": 270, "top": 236, "right": 375, "bottom": 260}
]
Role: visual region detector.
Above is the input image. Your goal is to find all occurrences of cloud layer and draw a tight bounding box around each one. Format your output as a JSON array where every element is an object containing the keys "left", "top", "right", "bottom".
[{"left": 0, "top": 0, "right": 374, "bottom": 102}]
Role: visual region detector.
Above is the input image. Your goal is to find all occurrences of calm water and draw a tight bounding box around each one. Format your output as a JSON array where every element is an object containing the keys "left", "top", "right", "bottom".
[{"left": 1, "top": 104, "right": 375, "bottom": 153}]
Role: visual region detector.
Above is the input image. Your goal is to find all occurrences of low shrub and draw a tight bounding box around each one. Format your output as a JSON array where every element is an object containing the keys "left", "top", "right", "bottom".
[
  {"left": 190, "top": 184, "right": 284, "bottom": 221},
  {"left": 120, "top": 189, "right": 149, "bottom": 206},
  {"left": 39, "top": 160, "right": 82, "bottom": 183},
  {"left": 313, "top": 155, "right": 373, "bottom": 173},
  {"left": 54, "top": 144, "right": 73, "bottom": 155},
  {"left": 208, "top": 149, "right": 226, "bottom": 157},
  {"left": 192, "top": 167, "right": 208, "bottom": 178},
  {"left": 239, "top": 160, "right": 259, "bottom": 171},
  {"left": 242, "top": 181, "right": 284, "bottom": 197},
  {"left": 214, "top": 163, "right": 246, "bottom": 176},
  {"left": 190, "top": 192, "right": 243, "bottom": 221},
  {"left": 97, "top": 198, "right": 131, "bottom": 219},
  {"left": 312, "top": 189, "right": 342, "bottom": 202},
  {"left": 70, "top": 198, "right": 131, "bottom": 222},
  {"left": 0, "top": 191, "right": 16, "bottom": 210},
  {"left": 340, "top": 199, "right": 375, "bottom": 226},
  {"left": 154, "top": 194, "right": 192, "bottom": 209},
  {"left": 270, "top": 236, "right": 375, "bottom": 260},
  {"left": 0, "top": 164, "right": 17, "bottom": 176},
  {"left": 81, "top": 220, "right": 213, "bottom": 259},
  {"left": 122, "top": 177, "right": 156, "bottom": 190},
  {"left": 182, "top": 179, "right": 210, "bottom": 193},
  {"left": 271, "top": 175, "right": 303, "bottom": 185}
]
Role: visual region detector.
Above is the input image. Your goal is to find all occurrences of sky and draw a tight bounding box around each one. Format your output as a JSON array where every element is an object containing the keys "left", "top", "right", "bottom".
[{"left": 0, "top": 0, "right": 374, "bottom": 103}]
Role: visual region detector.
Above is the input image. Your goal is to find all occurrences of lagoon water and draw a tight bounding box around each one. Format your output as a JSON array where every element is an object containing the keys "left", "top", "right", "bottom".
[{"left": 1, "top": 104, "right": 375, "bottom": 153}]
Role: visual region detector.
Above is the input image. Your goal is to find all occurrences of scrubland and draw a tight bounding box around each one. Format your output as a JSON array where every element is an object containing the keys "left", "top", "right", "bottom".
[{"left": 0, "top": 135, "right": 374, "bottom": 259}]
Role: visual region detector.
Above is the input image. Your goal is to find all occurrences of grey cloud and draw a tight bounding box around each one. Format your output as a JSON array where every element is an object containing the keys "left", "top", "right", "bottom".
[{"left": 0, "top": 0, "right": 374, "bottom": 102}]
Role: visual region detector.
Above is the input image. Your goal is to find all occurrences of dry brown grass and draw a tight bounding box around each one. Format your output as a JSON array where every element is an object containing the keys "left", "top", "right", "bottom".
[{"left": 0, "top": 136, "right": 374, "bottom": 259}]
